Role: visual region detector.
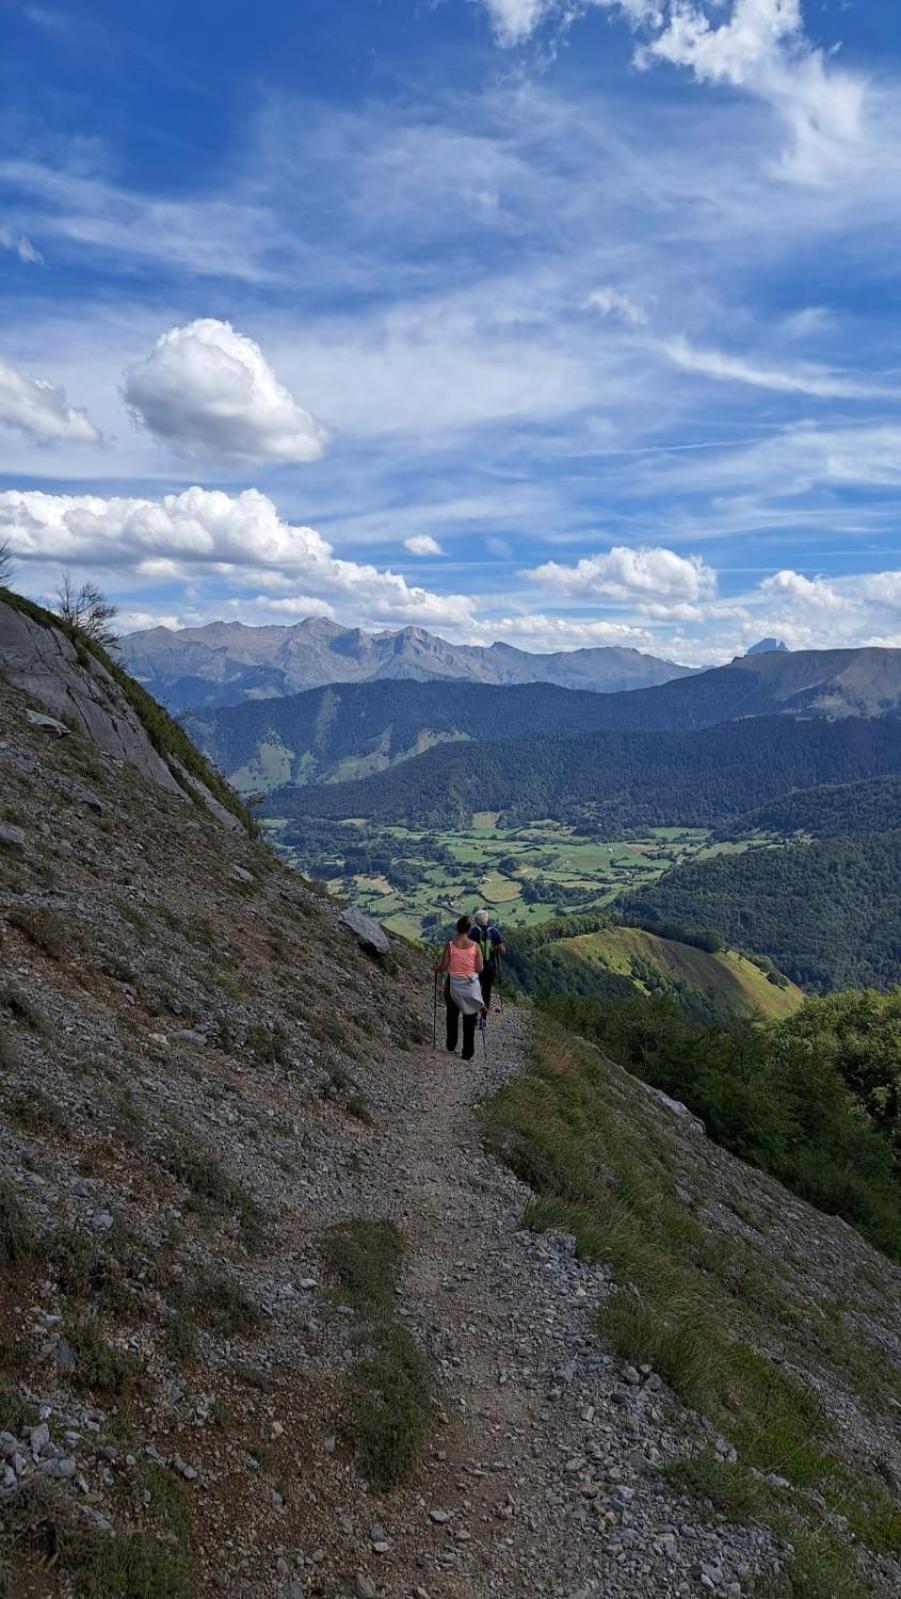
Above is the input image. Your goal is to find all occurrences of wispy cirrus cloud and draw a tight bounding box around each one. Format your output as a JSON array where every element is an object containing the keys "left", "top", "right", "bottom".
[{"left": 660, "top": 335, "right": 882, "bottom": 400}]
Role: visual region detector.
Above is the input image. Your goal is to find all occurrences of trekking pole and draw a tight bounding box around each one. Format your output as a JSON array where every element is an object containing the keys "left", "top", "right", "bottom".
[
  {"left": 496, "top": 951, "right": 503, "bottom": 1013},
  {"left": 432, "top": 969, "right": 438, "bottom": 1051},
  {"left": 479, "top": 1012, "right": 488, "bottom": 1060}
]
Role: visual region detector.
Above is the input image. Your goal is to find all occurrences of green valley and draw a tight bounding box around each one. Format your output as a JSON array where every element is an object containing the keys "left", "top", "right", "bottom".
[{"left": 261, "top": 812, "right": 728, "bottom": 940}]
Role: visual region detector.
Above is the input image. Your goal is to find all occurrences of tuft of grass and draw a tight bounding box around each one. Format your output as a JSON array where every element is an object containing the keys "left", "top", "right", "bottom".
[
  {"left": 324, "top": 1218, "right": 431, "bottom": 1489},
  {"left": 664, "top": 1452, "right": 768, "bottom": 1523},
  {"left": 0, "top": 982, "right": 47, "bottom": 1032},
  {"left": 0, "top": 1466, "right": 194, "bottom": 1598},
  {"left": 197, "top": 1273, "right": 260, "bottom": 1337},
  {"left": 163, "top": 1303, "right": 198, "bottom": 1362},
  {"left": 160, "top": 1137, "right": 263, "bottom": 1247},
  {"left": 0, "top": 1181, "right": 35, "bottom": 1265},
  {"left": 62, "top": 1314, "right": 138, "bottom": 1395},
  {"left": 3, "top": 1083, "right": 67, "bottom": 1136},
  {"left": 7, "top": 907, "right": 69, "bottom": 959}
]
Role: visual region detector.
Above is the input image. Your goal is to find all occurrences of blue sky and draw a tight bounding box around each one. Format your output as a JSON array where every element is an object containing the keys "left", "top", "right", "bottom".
[{"left": 2, "top": 0, "right": 901, "bottom": 664}]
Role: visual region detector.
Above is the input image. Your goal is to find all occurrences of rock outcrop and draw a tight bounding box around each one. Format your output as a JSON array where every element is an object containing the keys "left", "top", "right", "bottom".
[{"left": 0, "top": 596, "right": 240, "bottom": 826}]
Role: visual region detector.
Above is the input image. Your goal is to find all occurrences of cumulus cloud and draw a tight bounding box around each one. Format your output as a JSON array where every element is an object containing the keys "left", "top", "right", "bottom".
[
  {"left": 586, "top": 286, "right": 649, "bottom": 326},
  {"left": 523, "top": 544, "right": 717, "bottom": 603},
  {"left": 759, "top": 568, "right": 856, "bottom": 613},
  {"left": 0, "top": 356, "right": 100, "bottom": 445},
  {"left": 124, "top": 319, "right": 329, "bottom": 464},
  {"left": 404, "top": 534, "right": 444, "bottom": 556},
  {"left": 0, "top": 486, "right": 475, "bottom": 630}
]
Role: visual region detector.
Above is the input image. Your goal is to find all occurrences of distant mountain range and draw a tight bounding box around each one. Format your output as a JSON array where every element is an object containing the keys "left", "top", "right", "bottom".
[
  {"left": 187, "top": 645, "right": 901, "bottom": 794},
  {"left": 120, "top": 618, "right": 695, "bottom": 711}
]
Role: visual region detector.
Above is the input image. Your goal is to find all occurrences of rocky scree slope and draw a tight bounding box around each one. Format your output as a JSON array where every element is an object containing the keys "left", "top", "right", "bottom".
[{"left": 0, "top": 653, "right": 434, "bottom": 1595}]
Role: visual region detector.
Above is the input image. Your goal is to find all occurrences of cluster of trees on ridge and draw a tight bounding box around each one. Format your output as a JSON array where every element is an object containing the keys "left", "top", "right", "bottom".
[{"left": 539, "top": 986, "right": 901, "bottom": 1263}]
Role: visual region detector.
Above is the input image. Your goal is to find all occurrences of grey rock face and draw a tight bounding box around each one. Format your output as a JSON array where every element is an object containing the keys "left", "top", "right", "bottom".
[
  {"left": 0, "top": 601, "right": 184, "bottom": 796},
  {"left": 0, "top": 599, "right": 238, "bottom": 828},
  {"left": 0, "top": 822, "right": 26, "bottom": 853},
  {"left": 340, "top": 906, "right": 391, "bottom": 958}
]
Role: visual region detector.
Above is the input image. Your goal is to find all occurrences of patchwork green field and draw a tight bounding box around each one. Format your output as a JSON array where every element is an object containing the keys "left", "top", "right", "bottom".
[{"left": 261, "top": 813, "right": 742, "bottom": 940}]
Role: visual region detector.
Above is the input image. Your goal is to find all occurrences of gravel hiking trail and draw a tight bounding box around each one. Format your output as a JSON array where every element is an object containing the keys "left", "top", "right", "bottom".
[{"left": 336, "top": 1005, "right": 771, "bottom": 1599}]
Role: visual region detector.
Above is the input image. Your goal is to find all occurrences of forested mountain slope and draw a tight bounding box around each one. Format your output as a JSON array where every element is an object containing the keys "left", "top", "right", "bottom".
[
  {"left": 184, "top": 677, "right": 698, "bottom": 793},
  {"left": 269, "top": 715, "right": 901, "bottom": 830},
  {"left": 717, "top": 773, "right": 901, "bottom": 840},
  {"left": 187, "top": 647, "right": 901, "bottom": 792},
  {"left": 625, "top": 832, "right": 901, "bottom": 992}
]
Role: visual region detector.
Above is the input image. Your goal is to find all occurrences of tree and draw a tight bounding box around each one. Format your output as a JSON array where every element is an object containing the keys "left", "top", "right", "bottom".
[
  {"left": 55, "top": 574, "right": 119, "bottom": 652},
  {"left": 0, "top": 540, "right": 11, "bottom": 588}
]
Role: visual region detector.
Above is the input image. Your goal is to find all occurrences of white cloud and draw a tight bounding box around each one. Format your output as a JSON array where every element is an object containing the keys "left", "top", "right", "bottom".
[
  {"left": 637, "top": 1, "right": 867, "bottom": 186},
  {"left": 661, "top": 334, "right": 877, "bottom": 399},
  {"left": 0, "top": 227, "right": 42, "bottom": 264},
  {"left": 124, "top": 319, "right": 329, "bottom": 464},
  {"left": 0, "top": 356, "right": 100, "bottom": 445},
  {"left": 759, "top": 568, "right": 856, "bottom": 614},
  {"left": 404, "top": 534, "right": 444, "bottom": 556},
  {"left": 480, "top": 1, "right": 555, "bottom": 47},
  {"left": 0, "top": 486, "right": 476, "bottom": 631},
  {"left": 524, "top": 544, "right": 717, "bottom": 602},
  {"left": 586, "top": 286, "right": 649, "bottom": 326},
  {"left": 480, "top": 2, "right": 869, "bottom": 187},
  {"left": 486, "top": 536, "right": 512, "bottom": 558}
]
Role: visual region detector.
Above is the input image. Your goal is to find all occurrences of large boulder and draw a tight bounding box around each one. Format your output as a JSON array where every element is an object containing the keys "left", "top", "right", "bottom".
[{"left": 340, "top": 906, "right": 392, "bottom": 958}]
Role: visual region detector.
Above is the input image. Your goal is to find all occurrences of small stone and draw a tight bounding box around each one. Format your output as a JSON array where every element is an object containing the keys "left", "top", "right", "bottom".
[
  {"left": 0, "top": 823, "right": 26, "bottom": 854},
  {"left": 29, "top": 1423, "right": 50, "bottom": 1458},
  {"left": 428, "top": 1508, "right": 451, "bottom": 1524},
  {"left": 26, "top": 710, "right": 68, "bottom": 736},
  {"left": 355, "top": 1577, "right": 377, "bottom": 1599},
  {"left": 90, "top": 1210, "right": 114, "bottom": 1232}
]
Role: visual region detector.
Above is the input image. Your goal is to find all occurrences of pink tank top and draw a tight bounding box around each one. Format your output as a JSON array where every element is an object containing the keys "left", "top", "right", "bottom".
[{"left": 447, "top": 939, "right": 478, "bottom": 978}]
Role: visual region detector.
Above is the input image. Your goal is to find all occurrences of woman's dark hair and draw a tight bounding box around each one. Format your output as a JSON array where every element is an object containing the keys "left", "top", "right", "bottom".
[{"left": 456, "top": 915, "right": 472, "bottom": 935}]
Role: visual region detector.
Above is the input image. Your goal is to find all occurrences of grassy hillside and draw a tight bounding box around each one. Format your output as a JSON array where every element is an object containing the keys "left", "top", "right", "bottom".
[
  {"left": 626, "top": 831, "right": 901, "bottom": 993},
  {"left": 268, "top": 715, "right": 901, "bottom": 831},
  {"left": 483, "top": 1016, "right": 901, "bottom": 1598},
  {"left": 555, "top": 926, "right": 803, "bottom": 1022}
]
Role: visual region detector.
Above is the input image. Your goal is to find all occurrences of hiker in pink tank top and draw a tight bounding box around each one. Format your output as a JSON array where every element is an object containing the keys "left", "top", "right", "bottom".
[{"left": 436, "top": 916, "right": 486, "bottom": 1060}]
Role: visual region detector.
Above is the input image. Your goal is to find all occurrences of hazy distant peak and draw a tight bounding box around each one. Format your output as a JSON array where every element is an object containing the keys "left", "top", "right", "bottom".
[{"left": 746, "top": 638, "right": 789, "bottom": 656}]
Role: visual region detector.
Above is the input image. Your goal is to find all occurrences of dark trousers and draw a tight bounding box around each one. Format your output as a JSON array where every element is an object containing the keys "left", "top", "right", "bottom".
[
  {"left": 446, "top": 999, "right": 476, "bottom": 1060},
  {"left": 479, "top": 966, "right": 495, "bottom": 1010}
]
